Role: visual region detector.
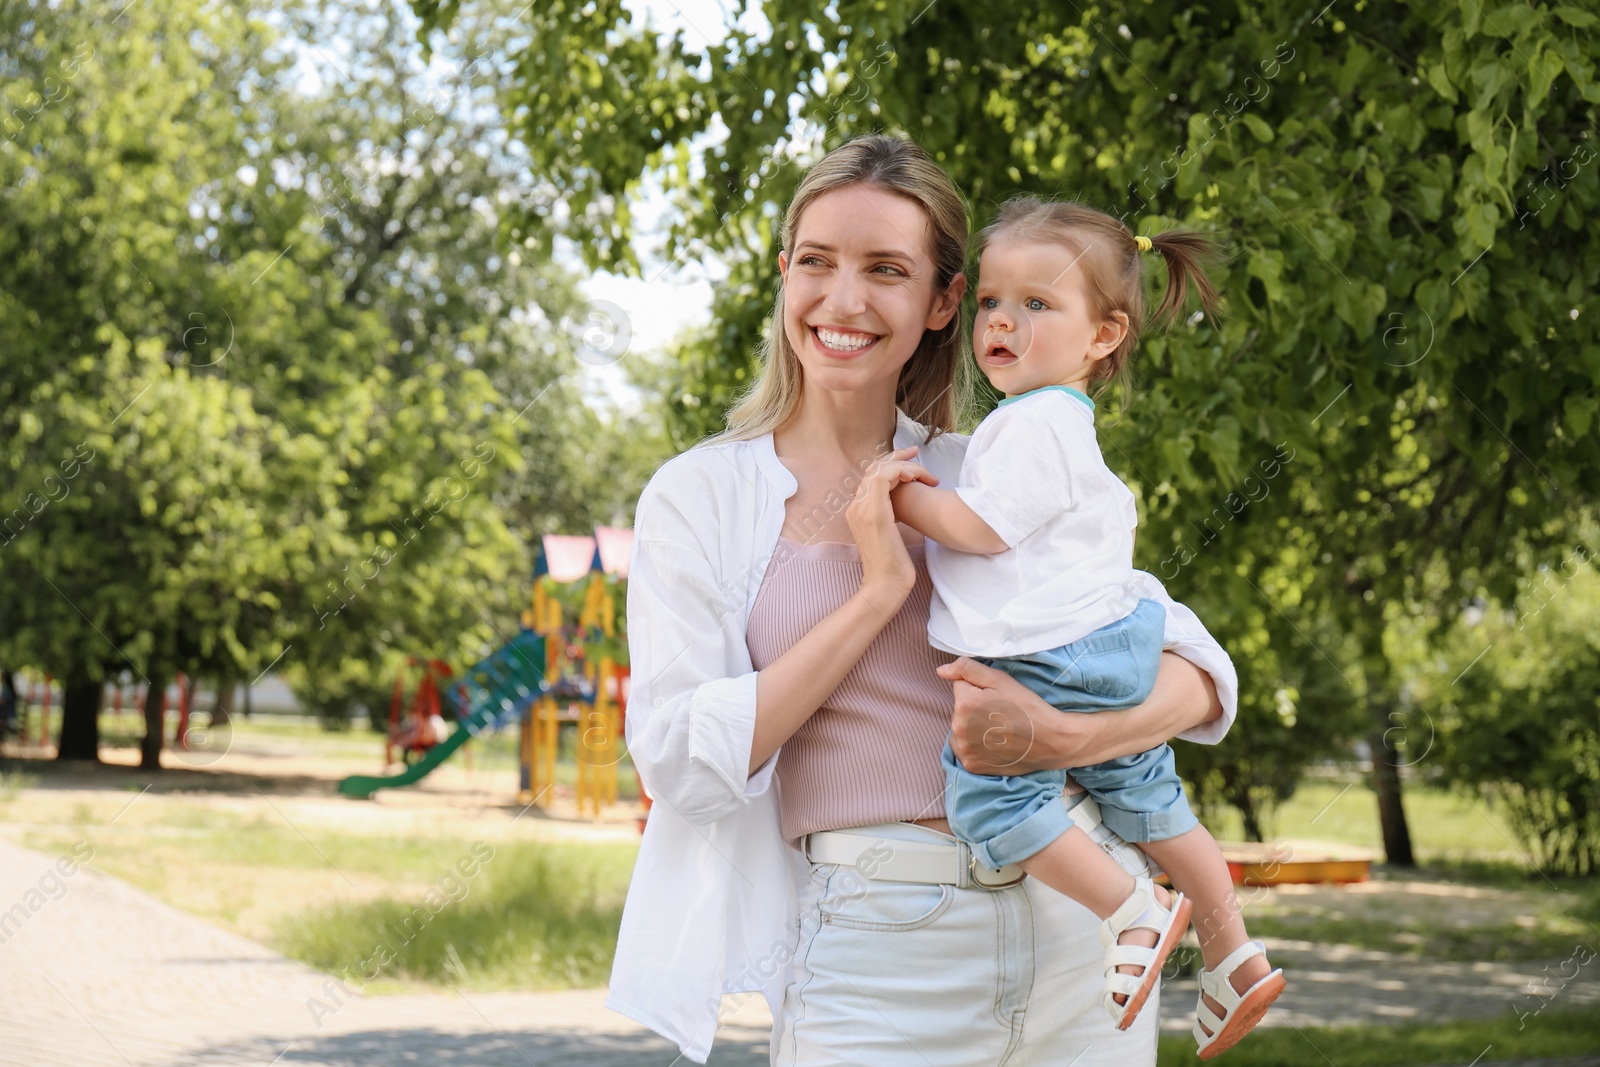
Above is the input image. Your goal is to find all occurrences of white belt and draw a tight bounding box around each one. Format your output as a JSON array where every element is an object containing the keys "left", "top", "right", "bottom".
[
  {"left": 804, "top": 828, "right": 1026, "bottom": 890},
  {"left": 802, "top": 793, "right": 1160, "bottom": 891}
]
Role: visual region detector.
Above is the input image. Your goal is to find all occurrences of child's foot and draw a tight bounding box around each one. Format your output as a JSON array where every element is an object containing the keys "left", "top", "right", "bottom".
[
  {"left": 1112, "top": 882, "right": 1174, "bottom": 1002},
  {"left": 1098, "top": 876, "right": 1192, "bottom": 1031},
  {"left": 1193, "top": 941, "right": 1285, "bottom": 1060}
]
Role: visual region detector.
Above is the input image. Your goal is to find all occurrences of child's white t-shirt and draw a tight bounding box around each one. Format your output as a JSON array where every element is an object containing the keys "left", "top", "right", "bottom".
[{"left": 926, "top": 385, "right": 1140, "bottom": 658}]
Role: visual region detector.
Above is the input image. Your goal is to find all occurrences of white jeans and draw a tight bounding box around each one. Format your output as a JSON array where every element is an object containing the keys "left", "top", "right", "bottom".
[{"left": 771, "top": 821, "right": 1158, "bottom": 1067}]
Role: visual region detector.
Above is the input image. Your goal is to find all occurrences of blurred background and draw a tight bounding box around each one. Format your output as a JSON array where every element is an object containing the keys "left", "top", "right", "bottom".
[{"left": 1, "top": 1, "right": 1597, "bottom": 1064}]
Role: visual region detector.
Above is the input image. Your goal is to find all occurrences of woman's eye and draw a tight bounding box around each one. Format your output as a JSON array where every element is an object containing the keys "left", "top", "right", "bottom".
[
  {"left": 873, "top": 264, "right": 906, "bottom": 276},
  {"left": 1026, "top": 298, "right": 1048, "bottom": 312}
]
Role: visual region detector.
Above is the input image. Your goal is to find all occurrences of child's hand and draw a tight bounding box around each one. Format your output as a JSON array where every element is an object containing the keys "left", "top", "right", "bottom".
[{"left": 870, "top": 448, "right": 939, "bottom": 494}]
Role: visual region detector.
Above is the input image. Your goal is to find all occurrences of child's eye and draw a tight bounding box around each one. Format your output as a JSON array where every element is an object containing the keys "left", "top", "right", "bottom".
[
  {"left": 1026, "top": 298, "right": 1048, "bottom": 312},
  {"left": 979, "top": 297, "right": 998, "bottom": 310}
]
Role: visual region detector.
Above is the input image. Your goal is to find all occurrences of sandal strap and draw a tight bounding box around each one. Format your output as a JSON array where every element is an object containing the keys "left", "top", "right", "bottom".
[
  {"left": 1104, "top": 972, "right": 1145, "bottom": 997},
  {"left": 1104, "top": 944, "right": 1163, "bottom": 969},
  {"left": 1198, "top": 941, "right": 1266, "bottom": 1004},
  {"left": 1208, "top": 939, "right": 1266, "bottom": 981},
  {"left": 1099, "top": 876, "right": 1167, "bottom": 946}
]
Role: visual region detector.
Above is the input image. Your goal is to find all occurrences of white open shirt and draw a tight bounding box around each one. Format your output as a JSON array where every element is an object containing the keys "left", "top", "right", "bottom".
[
  {"left": 606, "top": 407, "right": 1239, "bottom": 1063},
  {"left": 928, "top": 385, "right": 1144, "bottom": 658}
]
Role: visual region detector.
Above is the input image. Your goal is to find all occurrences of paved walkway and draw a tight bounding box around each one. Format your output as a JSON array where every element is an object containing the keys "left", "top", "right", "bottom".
[{"left": 2, "top": 838, "right": 1596, "bottom": 1066}]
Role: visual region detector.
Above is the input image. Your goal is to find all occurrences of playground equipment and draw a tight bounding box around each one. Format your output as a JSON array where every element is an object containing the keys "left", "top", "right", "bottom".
[
  {"left": 336, "top": 527, "right": 633, "bottom": 813},
  {"left": 338, "top": 631, "right": 549, "bottom": 799},
  {"left": 1220, "top": 841, "right": 1379, "bottom": 885},
  {"left": 519, "top": 528, "right": 631, "bottom": 816},
  {"left": 384, "top": 657, "right": 453, "bottom": 767}
]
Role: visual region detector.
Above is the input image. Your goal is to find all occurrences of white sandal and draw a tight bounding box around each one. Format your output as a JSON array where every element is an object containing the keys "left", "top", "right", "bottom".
[
  {"left": 1099, "top": 876, "right": 1192, "bottom": 1030},
  {"left": 1193, "top": 940, "right": 1286, "bottom": 1059}
]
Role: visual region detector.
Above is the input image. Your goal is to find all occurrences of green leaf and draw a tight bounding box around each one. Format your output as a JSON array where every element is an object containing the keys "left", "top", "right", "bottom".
[
  {"left": 1241, "top": 113, "right": 1274, "bottom": 143},
  {"left": 1247, "top": 250, "right": 1286, "bottom": 304},
  {"left": 1564, "top": 395, "right": 1596, "bottom": 437},
  {"left": 1464, "top": 200, "right": 1501, "bottom": 248},
  {"left": 1426, "top": 62, "right": 1459, "bottom": 102},
  {"left": 1528, "top": 48, "right": 1565, "bottom": 108}
]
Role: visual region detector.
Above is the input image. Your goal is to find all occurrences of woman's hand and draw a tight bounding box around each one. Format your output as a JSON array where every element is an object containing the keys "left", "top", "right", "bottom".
[
  {"left": 938, "top": 657, "right": 1084, "bottom": 775},
  {"left": 847, "top": 445, "right": 937, "bottom": 611},
  {"left": 938, "top": 652, "right": 1220, "bottom": 775}
]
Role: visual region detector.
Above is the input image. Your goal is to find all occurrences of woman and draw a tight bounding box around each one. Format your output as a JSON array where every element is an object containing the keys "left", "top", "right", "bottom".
[{"left": 606, "top": 135, "right": 1237, "bottom": 1066}]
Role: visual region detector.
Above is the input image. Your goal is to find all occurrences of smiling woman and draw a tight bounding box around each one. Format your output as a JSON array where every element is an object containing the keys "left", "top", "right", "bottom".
[
  {"left": 779, "top": 187, "right": 965, "bottom": 405},
  {"left": 606, "top": 135, "right": 1237, "bottom": 1067},
  {"left": 709, "top": 139, "right": 973, "bottom": 446}
]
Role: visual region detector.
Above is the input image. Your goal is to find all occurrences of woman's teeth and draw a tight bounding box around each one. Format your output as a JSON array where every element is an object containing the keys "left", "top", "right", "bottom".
[{"left": 814, "top": 327, "right": 879, "bottom": 352}]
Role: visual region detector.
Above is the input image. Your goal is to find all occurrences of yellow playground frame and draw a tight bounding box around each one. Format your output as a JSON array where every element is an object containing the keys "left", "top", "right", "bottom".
[{"left": 518, "top": 528, "right": 631, "bottom": 818}]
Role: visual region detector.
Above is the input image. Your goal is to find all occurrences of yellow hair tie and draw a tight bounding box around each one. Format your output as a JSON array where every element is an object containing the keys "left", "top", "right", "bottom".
[{"left": 1134, "top": 235, "right": 1154, "bottom": 252}]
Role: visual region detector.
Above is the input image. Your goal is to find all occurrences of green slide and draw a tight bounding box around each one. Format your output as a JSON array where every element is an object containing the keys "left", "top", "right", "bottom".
[{"left": 337, "top": 631, "right": 547, "bottom": 799}]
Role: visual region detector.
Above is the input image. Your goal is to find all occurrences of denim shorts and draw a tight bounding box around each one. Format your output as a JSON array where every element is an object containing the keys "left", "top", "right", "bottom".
[
  {"left": 772, "top": 819, "right": 1159, "bottom": 1066},
  {"left": 942, "top": 598, "right": 1199, "bottom": 867}
]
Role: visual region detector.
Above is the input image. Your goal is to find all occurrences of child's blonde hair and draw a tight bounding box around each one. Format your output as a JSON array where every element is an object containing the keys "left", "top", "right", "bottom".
[{"left": 978, "top": 197, "right": 1222, "bottom": 396}]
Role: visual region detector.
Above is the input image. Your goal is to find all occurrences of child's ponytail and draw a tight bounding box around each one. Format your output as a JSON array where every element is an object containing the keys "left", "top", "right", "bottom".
[{"left": 1146, "top": 230, "right": 1222, "bottom": 329}]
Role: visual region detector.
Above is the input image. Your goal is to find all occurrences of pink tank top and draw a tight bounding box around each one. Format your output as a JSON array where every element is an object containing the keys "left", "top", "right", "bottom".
[{"left": 745, "top": 536, "right": 958, "bottom": 844}]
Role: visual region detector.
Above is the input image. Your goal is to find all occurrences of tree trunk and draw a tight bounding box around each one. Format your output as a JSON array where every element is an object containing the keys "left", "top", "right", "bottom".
[
  {"left": 1360, "top": 644, "right": 1416, "bottom": 867},
  {"left": 56, "top": 680, "right": 103, "bottom": 761},
  {"left": 211, "top": 679, "right": 235, "bottom": 727},
  {"left": 140, "top": 672, "right": 167, "bottom": 770},
  {"left": 1366, "top": 708, "right": 1416, "bottom": 866},
  {"left": 1240, "top": 799, "right": 1265, "bottom": 843}
]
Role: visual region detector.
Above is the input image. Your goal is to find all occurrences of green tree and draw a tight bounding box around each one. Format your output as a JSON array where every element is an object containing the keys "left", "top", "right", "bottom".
[
  {"left": 0, "top": 0, "right": 652, "bottom": 763},
  {"left": 1407, "top": 544, "right": 1600, "bottom": 874},
  {"left": 412, "top": 0, "right": 1600, "bottom": 855}
]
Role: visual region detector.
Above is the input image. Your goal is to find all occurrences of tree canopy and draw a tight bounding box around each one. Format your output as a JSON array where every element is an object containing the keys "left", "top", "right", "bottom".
[{"left": 0, "top": 0, "right": 663, "bottom": 763}]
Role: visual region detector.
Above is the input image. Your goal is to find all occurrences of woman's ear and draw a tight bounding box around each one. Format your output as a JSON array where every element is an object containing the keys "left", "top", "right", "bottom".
[
  {"left": 926, "top": 272, "right": 967, "bottom": 331},
  {"left": 777, "top": 249, "right": 789, "bottom": 278}
]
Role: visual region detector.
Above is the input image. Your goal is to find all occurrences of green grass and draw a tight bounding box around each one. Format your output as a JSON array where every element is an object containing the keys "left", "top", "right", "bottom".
[
  {"left": 21, "top": 806, "right": 639, "bottom": 990},
  {"left": 1199, "top": 777, "right": 1527, "bottom": 863},
  {"left": 0, "top": 768, "right": 38, "bottom": 803},
  {"left": 273, "top": 839, "right": 637, "bottom": 991},
  {"left": 1158, "top": 1009, "right": 1600, "bottom": 1065}
]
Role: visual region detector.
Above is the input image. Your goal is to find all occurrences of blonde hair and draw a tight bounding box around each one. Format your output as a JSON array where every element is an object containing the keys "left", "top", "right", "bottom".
[
  {"left": 711, "top": 135, "right": 972, "bottom": 444},
  {"left": 979, "top": 197, "right": 1222, "bottom": 398}
]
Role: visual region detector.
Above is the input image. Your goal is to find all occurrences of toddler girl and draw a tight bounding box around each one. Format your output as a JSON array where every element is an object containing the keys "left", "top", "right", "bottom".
[{"left": 891, "top": 197, "right": 1284, "bottom": 1059}]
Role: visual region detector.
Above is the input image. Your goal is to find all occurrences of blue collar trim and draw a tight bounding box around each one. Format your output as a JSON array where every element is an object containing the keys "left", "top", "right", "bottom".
[{"left": 996, "top": 385, "right": 1095, "bottom": 412}]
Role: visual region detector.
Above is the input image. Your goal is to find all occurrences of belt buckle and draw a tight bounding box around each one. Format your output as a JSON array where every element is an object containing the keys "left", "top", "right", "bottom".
[{"left": 966, "top": 851, "right": 1027, "bottom": 891}]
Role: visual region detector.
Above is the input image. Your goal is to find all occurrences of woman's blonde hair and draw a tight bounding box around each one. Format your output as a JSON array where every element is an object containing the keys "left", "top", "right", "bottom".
[
  {"left": 711, "top": 135, "right": 972, "bottom": 444},
  {"left": 979, "top": 197, "right": 1222, "bottom": 397}
]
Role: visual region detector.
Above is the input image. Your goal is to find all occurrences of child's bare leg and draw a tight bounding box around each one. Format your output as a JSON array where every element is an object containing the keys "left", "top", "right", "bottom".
[
  {"left": 1139, "top": 825, "right": 1272, "bottom": 1017},
  {"left": 1018, "top": 827, "right": 1177, "bottom": 1000}
]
